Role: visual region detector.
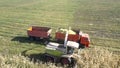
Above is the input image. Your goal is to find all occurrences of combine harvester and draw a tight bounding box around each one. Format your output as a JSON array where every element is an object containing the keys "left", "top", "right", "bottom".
[{"left": 27, "top": 26, "right": 90, "bottom": 67}]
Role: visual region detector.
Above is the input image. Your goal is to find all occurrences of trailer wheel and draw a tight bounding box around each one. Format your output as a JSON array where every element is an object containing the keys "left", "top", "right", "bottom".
[
  {"left": 60, "top": 58, "right": 70, "bottom": 65},
  {"left": 35, "top": 37, "right": 40, "bottom": 41},
  {"left": 43, "top": 38, "right": 49, "bottom": 44},
  {"left": 29, "top": 36, "right": 35, "bottom": 41}
]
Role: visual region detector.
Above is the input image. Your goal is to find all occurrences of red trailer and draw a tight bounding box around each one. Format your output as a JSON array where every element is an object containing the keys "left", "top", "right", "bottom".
[
  {"left": 55, "top": 29, "right": 90, "bottom": 48},
  {"left": 27, "top": 26, "right": 52, "bottom": 41},
  {"left": 55, "top": 31, "right": 80, "bottom": 42}
]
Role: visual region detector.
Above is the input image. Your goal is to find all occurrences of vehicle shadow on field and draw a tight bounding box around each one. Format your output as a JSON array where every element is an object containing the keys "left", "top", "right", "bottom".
[
  {"left": 21, "top": 49, "right": 46, "bottom": 63},
  {"left": 11, "top": 36, "right": 46, "bottom": 45}
]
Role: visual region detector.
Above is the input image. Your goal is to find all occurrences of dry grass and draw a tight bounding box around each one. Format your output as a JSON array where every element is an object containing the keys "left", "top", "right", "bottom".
[
  {"left": 74, "top": 47, "right": 120, "bottom": 68},
  {"left": 72, "top": 47, "right": 120, "bottom": 68},
  {"left": 0, "top": 54, "right": 59, "bottom": 68}
]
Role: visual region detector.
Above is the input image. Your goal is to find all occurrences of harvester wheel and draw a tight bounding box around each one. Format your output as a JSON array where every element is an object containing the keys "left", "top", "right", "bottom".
[
  {"left": 46, "top": 56, "right": 54, "bottom": 63},
  {"left": 70, "top": 58, "right": 77, "bottom": 68},
  {"left": 60, "top": 58, "right": 70, "bottom": 65}
]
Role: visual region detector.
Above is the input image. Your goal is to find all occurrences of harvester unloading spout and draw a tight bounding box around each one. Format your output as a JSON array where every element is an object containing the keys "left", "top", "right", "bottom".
[{"left": 64, "top": 29, "right": 69, "bottom": 54}]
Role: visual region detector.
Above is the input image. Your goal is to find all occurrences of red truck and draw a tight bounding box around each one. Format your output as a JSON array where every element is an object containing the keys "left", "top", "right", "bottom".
[
  {"left": 27, "top": 26, "right": 52, "bottom": 41},
  {"left": 27, "top": 26, "right": 90, "bottom": 48}
]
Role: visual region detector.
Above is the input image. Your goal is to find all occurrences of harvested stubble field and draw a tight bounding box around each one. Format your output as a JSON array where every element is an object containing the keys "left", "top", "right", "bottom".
[{"left": 0, "top": 0, "right": 120, "bottom": 68}]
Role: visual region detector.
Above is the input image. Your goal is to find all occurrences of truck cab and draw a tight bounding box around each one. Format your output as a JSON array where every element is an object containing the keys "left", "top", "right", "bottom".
[{"left": 79, "top": 33, "right": 90, "bottom": 48}]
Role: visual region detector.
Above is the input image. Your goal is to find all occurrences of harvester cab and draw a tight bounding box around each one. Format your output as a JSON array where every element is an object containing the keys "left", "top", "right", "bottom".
[{"left": 66, "top": 41, "right": 79, "bottom": 54}]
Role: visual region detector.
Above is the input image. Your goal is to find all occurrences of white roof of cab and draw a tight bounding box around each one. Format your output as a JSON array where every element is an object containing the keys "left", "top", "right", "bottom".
[{"left": 67, "top": 41, "right": 79, "bottom": 48}]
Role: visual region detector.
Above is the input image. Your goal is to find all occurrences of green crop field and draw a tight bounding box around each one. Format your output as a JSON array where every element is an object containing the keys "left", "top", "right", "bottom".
[{"left": 0, "top": 0, "right": 120, "bottom": 68}]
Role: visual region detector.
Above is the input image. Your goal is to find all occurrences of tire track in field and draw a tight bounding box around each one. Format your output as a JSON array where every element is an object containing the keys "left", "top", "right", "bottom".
[
  {"left": 0, "top": 21, "right": 28, "bottom": 37},
  {"left": 0, "top": 23, "right": 27, "bottom": 30},
  {"left": 0, "top": 29, "right": 25, "bottom": 37}
]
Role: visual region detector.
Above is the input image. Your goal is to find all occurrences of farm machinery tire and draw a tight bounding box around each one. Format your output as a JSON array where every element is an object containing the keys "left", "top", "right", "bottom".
[
  {"left": 29, "top": 36, "right": 35, "bottom": 41},
  {"left": 60, "top": 57, "right": 77, "bottom": 68},
  {"left": 44, "top": 54, "right": 55, "bottom": 63},
  {"left": 60, "top": 58, "right": 70, "bottom": 65}
]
